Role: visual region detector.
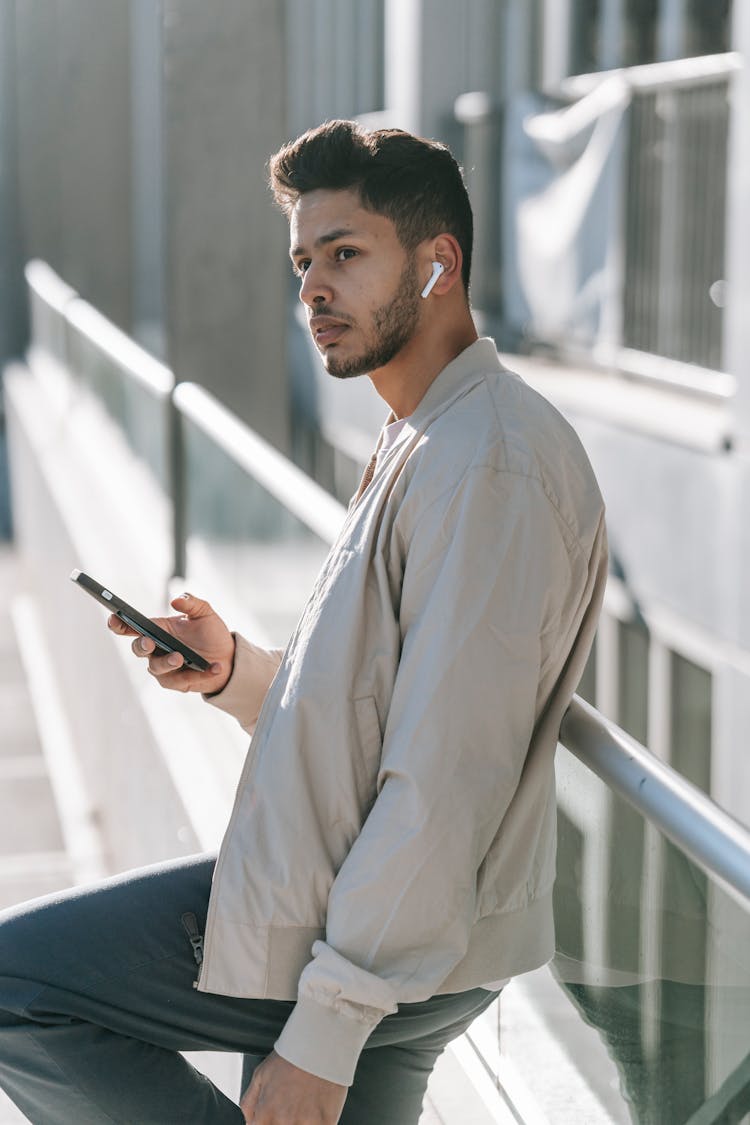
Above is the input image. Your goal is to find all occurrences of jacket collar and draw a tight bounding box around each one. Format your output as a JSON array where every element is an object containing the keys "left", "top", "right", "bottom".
[
  {"left": 351, "top": 338, "right": 506, "bottom": 509},
  {"left": 406, "top": 337, "right": 505, "bottom": 434}
]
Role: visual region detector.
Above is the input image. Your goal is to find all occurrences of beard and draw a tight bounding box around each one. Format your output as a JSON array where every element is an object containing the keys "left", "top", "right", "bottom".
[{"left": 324, "top": 259, "right": 422, "bottom": 380}]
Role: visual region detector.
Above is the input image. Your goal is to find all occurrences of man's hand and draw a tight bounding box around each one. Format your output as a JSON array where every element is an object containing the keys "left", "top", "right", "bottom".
[
  {"left": 108, "top": 592, "right": 236, "bottom": 695},
  {"left": 240, "top": 1051, "right": 347, "bottom": 1124}
]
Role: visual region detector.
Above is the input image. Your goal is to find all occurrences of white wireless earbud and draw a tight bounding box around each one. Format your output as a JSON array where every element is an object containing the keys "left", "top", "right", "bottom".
[{"left": 420, "top": 261, "right": 444, "bottom": 299}]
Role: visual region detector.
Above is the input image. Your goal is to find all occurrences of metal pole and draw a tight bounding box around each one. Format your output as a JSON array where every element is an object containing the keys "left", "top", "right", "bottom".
[
  {"left": 454, "top": 92, "right": 503, "bottom": 331},
  {"left": 168, "top": 390, "right": 186, "bottom": 583},
  {"left": 560, "top": 694, "right": 750, "bottom": 905}
]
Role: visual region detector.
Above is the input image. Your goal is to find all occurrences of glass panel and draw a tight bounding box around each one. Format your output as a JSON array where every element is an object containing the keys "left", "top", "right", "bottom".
[
  {"left": 29, "top": 288, "right": 68, "bottom": 366},
  {"left": 65, "top": 320, "right": 171, "bottom": 490},
  {"left": 510, "top": 745, "right": 750, "bottom": 1124},
  {"left": 623, "top": 79, "right": 729, "bottom": 371},
  {"left": 182, "top": 416, "right": 332, "bottom": 646},
  {"left": 618, "top": 617, "right": 649, "bottom": 744},
  {"left": 671, "top": 652, "right": 712, "bottom": 793}
]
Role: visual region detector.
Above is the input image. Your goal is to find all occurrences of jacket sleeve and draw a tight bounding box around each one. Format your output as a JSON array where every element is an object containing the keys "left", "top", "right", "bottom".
[
  {"left": 203, "top": 634, "right": 284, "bottom": 735},
  {"left": 275, "top": 465, "right": 590, "bottom": 1085}
]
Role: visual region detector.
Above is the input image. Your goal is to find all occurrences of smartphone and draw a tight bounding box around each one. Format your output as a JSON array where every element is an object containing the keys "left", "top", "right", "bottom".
[{"left": 70, "top": 569, "right": 211, "bottom": 672}]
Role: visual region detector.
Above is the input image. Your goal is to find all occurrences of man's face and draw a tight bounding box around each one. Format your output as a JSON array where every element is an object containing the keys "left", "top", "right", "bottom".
[{"left": 289, "top": 188, "right": 422, "bottom": 379}]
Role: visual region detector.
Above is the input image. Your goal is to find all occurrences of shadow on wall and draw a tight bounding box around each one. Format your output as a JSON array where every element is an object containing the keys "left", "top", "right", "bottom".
[{"left": 0, "top": 397, "right": 11, "bottom": 540}]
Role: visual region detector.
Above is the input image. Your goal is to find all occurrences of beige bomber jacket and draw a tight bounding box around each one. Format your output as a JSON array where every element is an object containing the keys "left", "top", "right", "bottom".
[{"left": 198, "top": 338, "right": 608, "bottom": 1086}]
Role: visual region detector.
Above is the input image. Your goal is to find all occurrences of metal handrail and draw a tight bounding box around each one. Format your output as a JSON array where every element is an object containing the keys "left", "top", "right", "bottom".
[
  {"left": 25, "top": 259, "right": 78, "bottom": 314},
  {"left": 24, "top": 260, "right": 78, "bottom": 367},
  {"left": 560, "top": 694, "right": 750, "bottom": 905},
  {"left": 65, "top": 299, "right": 173, "bottom": 399},
  {"left": 560, "top": 51, "right": 742, "bottom": 99},
  {"left": 172, "top": 381, "right": 347, "bottom": 545}
]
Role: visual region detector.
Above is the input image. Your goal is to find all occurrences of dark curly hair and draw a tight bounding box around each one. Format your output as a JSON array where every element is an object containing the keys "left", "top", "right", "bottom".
[{"left": 269, "top": 120, "right": 473, "bottom": 291}]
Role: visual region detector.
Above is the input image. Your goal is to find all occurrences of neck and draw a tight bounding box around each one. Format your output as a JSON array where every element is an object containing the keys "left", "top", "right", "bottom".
[{"left": 369, "top": 311, "right": 478, "bottom": 419}]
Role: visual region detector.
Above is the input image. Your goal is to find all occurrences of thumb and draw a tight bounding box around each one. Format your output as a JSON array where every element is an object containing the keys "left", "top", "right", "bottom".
[
  {"left": 170, "top": 592, "right": 212, "bottom": 619},
  {"left": 239, "top": 1073, "right": 261, "bottom": 1122}
]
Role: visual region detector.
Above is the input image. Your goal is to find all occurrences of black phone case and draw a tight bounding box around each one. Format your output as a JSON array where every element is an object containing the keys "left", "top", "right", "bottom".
[{"left": 70, "top": 569, "right": 210, "bottom": 672}]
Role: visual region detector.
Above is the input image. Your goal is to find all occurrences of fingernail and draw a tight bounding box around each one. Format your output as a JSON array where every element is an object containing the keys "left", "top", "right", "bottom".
[
  {"left": 210, "top": 663, "right": 221, "bottom": 674},
  {"left": 167, "top": 653, "right": 182, "bottom": 667}
]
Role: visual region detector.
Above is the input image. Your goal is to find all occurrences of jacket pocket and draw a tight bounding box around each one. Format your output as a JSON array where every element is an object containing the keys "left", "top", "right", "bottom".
[{"left": 352, "top": 695, "right": 383, "bottom": 795}]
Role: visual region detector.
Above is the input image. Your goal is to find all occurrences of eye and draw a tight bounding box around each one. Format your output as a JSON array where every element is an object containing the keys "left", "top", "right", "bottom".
[
  {"left": 335, "top": 247, "right": 358, "bottom": 263},
  {"left": 294, "top": 259, "right": 311, "bottom": 277}
]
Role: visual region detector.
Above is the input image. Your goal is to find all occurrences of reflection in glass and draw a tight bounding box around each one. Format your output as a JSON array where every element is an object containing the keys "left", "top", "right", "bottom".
[
  {"left": 553, "top": 746, "right": 750, "bottom": 1123},
  {"left": 671, "top": 653, "right": 711, "bottom": 794},
  {"left": 66, "top": 321, "right": 170, "bottom": 489},
  {"left": 618, "top": 617, "right": 649, "bottom": 745},
  {"left": 182, "top": 418, "right": 332, "bottom": 645}
]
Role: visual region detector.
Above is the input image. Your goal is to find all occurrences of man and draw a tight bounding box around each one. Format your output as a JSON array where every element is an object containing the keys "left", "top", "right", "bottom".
[{"left": 0, "top": 121, "right": 607, "bottom": 1123}]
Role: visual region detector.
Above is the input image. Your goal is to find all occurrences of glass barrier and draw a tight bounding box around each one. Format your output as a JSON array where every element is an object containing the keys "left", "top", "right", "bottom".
[
  {"left": 180, "top": 411, "right": 333, "bottom": 646},
  {"left": 495, "top": 744, "right": 750, "bottom": 1124},
  {"left": 64, "top": 305, "right": 173, "bottom": 491}
]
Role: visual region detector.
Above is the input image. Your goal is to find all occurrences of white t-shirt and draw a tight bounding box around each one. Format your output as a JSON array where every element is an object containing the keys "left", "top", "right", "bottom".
[{"left": 375, "top": 415, "right": 411, "bottom": 472}]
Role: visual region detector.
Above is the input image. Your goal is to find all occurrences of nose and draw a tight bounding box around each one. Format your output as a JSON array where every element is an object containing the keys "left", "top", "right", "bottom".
[{"left": 298, "top": 262, "right": 333, "bottom": 308}]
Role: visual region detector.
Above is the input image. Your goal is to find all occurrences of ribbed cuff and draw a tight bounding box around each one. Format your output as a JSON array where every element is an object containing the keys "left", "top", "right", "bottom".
[
  {"left": 274, "top": 995, "right": 379, "bottom": 1087},
  {"left": 202, "top": 633, "right": 282, "bottom": 734}
]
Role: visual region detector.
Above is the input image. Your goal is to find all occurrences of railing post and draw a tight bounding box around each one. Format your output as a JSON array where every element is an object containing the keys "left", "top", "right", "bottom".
[
  {"left": 454, "top": 92, "right": 504, "bottom": 337},
  {"left": 168, "top": 389, "right": 186, "bottom": 584}
]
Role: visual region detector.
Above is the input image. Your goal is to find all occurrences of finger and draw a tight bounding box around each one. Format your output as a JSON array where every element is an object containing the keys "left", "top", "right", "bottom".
[
  {"left": 239, "top": 1072, "right": 261, "bottom": 1122},
  {"left": 131, "top": 635, "right": 157, "bottom": 659},
  {"left": 108, "top": 614, "right": 138, "bottom": 637},
  {"left": 170, "top": 592, "right": 212, "bottom": 620},
  {"left": 146, "top": 650, "right": 184, "bottom": 677},
  {"left": 148, "top": 667, "right": 196, "bottom": 693}
]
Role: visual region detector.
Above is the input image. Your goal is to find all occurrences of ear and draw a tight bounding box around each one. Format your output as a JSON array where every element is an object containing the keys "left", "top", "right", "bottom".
[{"left": 425, "top": 234, "right": 463, "bottom": 296}]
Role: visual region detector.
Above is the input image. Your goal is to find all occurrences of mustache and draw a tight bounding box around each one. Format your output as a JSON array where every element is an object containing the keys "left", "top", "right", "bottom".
[{"left": 308, "top": 307, "right": 354, "bottom": 327}]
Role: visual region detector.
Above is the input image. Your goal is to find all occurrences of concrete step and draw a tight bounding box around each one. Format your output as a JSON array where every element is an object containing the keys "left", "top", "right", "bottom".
[{"left": 0, "top": 548, "right": 63, "bottom": 1122}]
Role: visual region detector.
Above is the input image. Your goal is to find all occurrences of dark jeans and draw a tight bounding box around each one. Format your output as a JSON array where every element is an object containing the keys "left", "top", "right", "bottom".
[{"left": 0, "top": 853, "right": 498, "bottom": 1124}]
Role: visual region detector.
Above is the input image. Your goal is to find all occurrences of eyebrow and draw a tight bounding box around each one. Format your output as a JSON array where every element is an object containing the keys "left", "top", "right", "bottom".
[{"left": 289, "top": 227, "right": 358, "bottom": 259}]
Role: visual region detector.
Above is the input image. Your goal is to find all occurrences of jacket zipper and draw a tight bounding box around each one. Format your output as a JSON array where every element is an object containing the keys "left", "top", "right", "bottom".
[{"left": 181, "top": 912, "right": 204, "bottom": 987}]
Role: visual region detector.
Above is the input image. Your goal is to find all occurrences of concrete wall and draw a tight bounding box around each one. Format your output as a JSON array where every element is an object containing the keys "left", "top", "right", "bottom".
[
  {"left": 130, "top": 0, "right": 166, "bottom": 356},
  {"left": 162, "top": 0, "right": 290, "bottom": 450},
  {"left": 7, "top": 0, "right": 291, "bottom": 451},
  {"left": 14, "top": 0, "right": 133, "bottom": 331},
  {"left": 0, "top": 0, "right": 25, "bottom": 364},
  {"left": 384, "top": 0, "right": 524, "bottom": 139},
  {"left": 0, "top": 1, "right": 23, "bottom": 537}
]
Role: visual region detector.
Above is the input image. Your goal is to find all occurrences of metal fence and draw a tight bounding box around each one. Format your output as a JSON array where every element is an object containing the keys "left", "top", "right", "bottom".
[
  {"left": 458, "top": 53, "right": 742, "bottom": 392},
  {"left": 621, "top": 70, "right": 731, "bottom": 372},
  {"left": 20, "top": 261, "right": 750, "bottom": 1123}
]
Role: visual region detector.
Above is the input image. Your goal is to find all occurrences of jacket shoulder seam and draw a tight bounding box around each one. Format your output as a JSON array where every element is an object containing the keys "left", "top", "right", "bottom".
[{"left": 408, "top": 458, "right": 589, "bottom": 562}]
